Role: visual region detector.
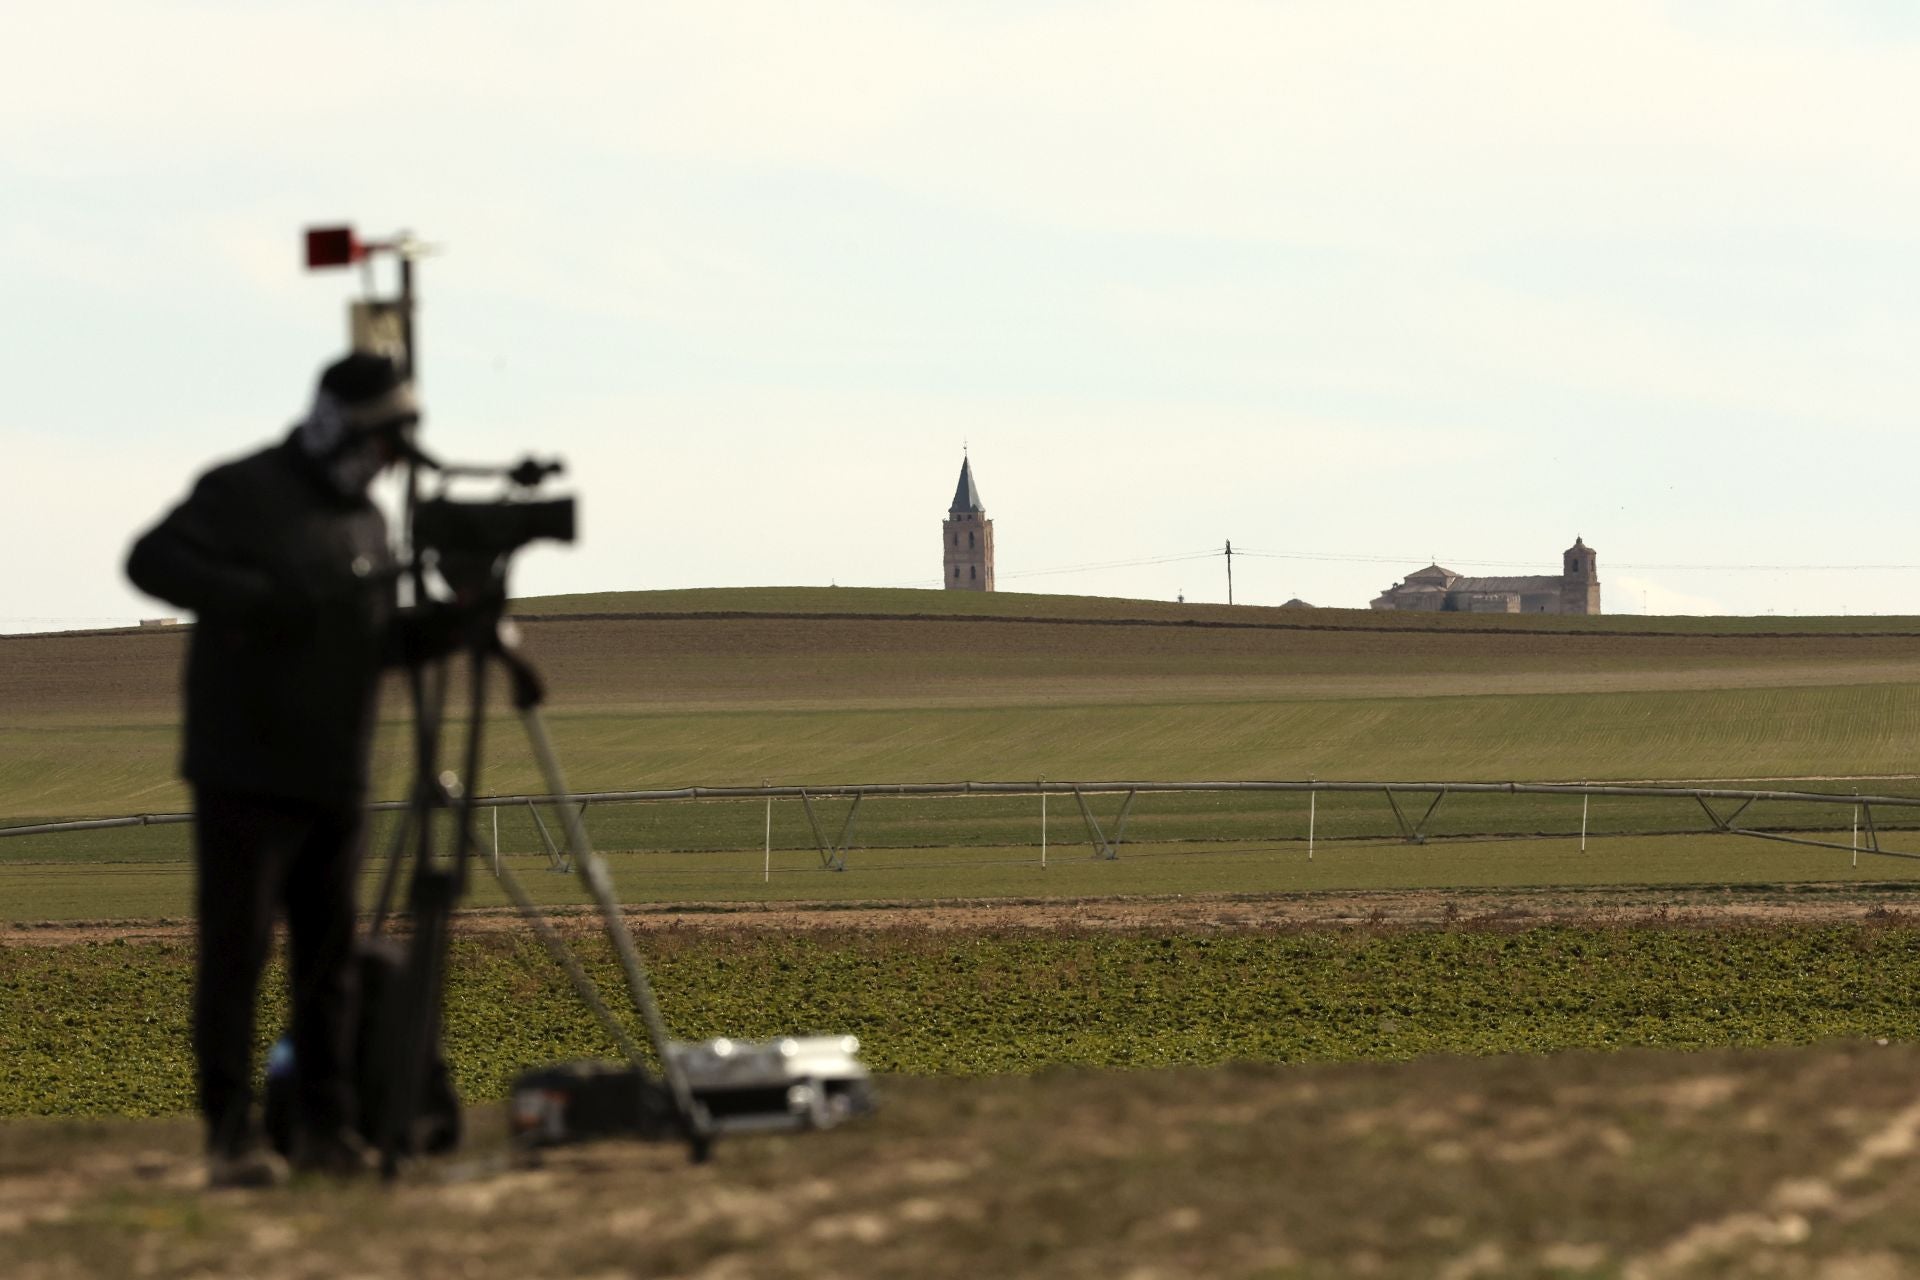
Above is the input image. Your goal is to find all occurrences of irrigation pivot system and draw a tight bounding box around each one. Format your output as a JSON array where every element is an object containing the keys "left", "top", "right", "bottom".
[{"left": 9, "top": 777, "right": 1920, "bottom": 866}]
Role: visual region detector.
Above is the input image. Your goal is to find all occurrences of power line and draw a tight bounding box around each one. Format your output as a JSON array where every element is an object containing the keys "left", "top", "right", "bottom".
[
  {"left": 997, "top": 547, "right": 1224, "bottom": 582},
  {"left": 1232, "top": 546, "right": 1920, "bottom": 573},
  {"left": 1610, "top": 563, "right": 1920, "bottom": 572},
  {"left": 882, "top": 542, "right": 1920, "bottom": 593},
  {"left": 879, "top": 547, "right": 1220, "bottom": 591}
]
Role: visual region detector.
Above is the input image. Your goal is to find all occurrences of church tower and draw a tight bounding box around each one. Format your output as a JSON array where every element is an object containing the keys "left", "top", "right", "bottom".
[
  {"left": 1560, "top": 536, "right": 1601, "bottom": 614},
  {"left": 942, "top": 455, "right": 995, "bottom": 591}
]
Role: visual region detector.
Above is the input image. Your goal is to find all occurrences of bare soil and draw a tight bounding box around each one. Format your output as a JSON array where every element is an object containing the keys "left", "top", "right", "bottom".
[
  {"left": 16, "top": 609, "right": 1920, "bottom": 727},
  {"left": 10, "top": 1041, "right": 1920, "bottom": 1277},
  {"left": 11, "top": 882, "right": 1920, "bottom": 948}
]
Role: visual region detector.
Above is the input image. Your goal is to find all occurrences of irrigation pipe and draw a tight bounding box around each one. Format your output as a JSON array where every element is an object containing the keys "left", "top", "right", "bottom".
[{"left": 14, "top": 778, "right": 1920, "bottom": 841}]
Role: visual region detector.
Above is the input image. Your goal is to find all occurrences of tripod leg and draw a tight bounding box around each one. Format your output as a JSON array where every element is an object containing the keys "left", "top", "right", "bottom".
[
  {"left": 376, "top": 868, "right": 454, "bottom": 1180},
  {"left": 368, "top": 794, "right": 415, "bottom": 936},
  {"left": 516, "top": 706, "right": 709, "bottom": 1145},
  {"left": 489, "top": 855, "right": 647, "bottom": 1065},
  {"left": 373, "top": 634, "right": 475, "bottom": 1175}
]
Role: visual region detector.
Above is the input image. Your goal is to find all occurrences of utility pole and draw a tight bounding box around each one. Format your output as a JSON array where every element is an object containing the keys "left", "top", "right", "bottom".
[{"left": 1225, "top": 540, "right": 1234, "bottom": 605}]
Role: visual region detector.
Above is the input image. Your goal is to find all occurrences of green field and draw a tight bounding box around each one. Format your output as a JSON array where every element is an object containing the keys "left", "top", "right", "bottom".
[
  {"left": 7, "top": 833, "right": 1920, "bottom": 924},
  {"left": 7, "top": 587, "right": 1920, "bottom": 913},
  {"left": 12, "top": 917, "right": 1920, "bottom": 1118},
  {"left": 15, "top": 587, "right": 1920, "bottom": 1277}
]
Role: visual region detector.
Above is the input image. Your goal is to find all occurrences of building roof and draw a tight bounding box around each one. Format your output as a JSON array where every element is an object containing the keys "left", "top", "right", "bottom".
[
  {"left": 950, "top": 456, "right": 985, "bottom": 514},
  {"left": 1450, "top": 576, "right": 1563, "bottom": 594},
  {"left": 1404, "top": 564, "right": 1458, "bottom": 583}
]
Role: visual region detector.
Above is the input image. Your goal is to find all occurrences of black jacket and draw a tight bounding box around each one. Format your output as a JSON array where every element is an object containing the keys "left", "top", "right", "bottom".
[{"left": 127, "top": 433, "right": 409, "bottom": 807}]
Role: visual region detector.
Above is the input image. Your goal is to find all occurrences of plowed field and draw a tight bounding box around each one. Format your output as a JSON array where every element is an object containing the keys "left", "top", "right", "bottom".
[{"left": 11, "top": 591, "right": 1920, "bottom": 1276}]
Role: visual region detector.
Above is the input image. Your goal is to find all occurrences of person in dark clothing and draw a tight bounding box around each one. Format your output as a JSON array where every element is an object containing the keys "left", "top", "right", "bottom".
[{"left": 127, "top": 352, "right": 437, "bottom": 1187}]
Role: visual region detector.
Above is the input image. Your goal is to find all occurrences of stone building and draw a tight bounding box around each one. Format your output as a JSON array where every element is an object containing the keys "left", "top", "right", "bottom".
[
  {"left": 1370, "top": 537, "right": 1601, "bottom": 614},
  {"left": 942, "top": 456, "right": 995, "bottom": 591}
]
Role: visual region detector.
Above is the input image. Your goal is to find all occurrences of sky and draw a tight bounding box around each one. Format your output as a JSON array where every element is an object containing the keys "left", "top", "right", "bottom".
[{"left": 5, "top": 0, "right": 1919, "bottom": 629}]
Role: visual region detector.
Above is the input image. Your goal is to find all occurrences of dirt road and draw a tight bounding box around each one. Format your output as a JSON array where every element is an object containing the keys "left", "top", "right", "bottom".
[{"left": 10, "top": 881, "right": 1920, "bottom": 949}]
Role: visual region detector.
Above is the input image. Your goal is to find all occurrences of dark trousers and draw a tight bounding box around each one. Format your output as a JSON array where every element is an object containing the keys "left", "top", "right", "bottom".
[{"left": 192, "top": 785, "right": 363, "bottom": 1154}]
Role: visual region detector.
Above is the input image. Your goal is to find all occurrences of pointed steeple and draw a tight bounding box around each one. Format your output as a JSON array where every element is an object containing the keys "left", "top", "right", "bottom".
[
  {"left": 942, "top": 454, "right": 995, "bottom": 591},
  {"left": 950, "top": 456, "right": 985, "bottom": 514}
]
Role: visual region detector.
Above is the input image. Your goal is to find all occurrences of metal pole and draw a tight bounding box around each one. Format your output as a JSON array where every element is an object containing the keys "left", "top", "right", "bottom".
[
  {"left": 1853, "top": 802, "right": 1860, "bottom": 869},
  {"left": 764, "top": 782, "right": 772, "bottom": 884},
  {"left": 398, "top": 244, "right": 416, "bottom": 380},
  {"left": 1225, "top": 540, "right": 1234, "bottom": 606},
  {"left": 1041, "top": 779, "right": 1047, "bottom": 868},
  {"left": 1581, "top": 786, "right": 1589, "bottom": 853},
  {"left": 492, "top": 801, "right": 499, "bottom": 876},
  {"left": 518, "top": 707, "right": 703, "bottom": 1134},
  {"left": 1308, "top": 788, "right": 1316, "bottom": 861}
]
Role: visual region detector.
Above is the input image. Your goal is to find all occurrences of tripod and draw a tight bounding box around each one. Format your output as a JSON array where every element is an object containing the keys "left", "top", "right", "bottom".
[
  {"left": 303, "top": 226, "right": 716, "bottom": 1170},
  {"left": 363, "top": 504, "right": 711, "bottom": 1176}
]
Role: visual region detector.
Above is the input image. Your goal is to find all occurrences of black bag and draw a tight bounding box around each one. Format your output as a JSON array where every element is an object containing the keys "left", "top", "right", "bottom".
[
  {"left": 508, "top": 1061, "right": 679, "bottom": 1148},
  {"left": 354, "top": 934, "right": 462, "bottom": 1157},
  {"left": 264, "top": 936, "right": 462, "bottom": 1157}
]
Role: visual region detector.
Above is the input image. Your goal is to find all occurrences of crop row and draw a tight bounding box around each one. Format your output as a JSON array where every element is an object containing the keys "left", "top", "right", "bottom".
[{"left": 6, "top": 920, "right": 1920, "bottom": 1118}]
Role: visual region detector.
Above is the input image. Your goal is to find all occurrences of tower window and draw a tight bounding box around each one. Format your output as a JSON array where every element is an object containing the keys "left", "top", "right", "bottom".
[
  {"left": 968, "top": 531, "right": 975, "bottom": 549},
  {"left": 970, "top": 565, "right": 976, "bottom": 580},
  {"left": 953, "top": 565, "right": 959, "bottom": 579}
]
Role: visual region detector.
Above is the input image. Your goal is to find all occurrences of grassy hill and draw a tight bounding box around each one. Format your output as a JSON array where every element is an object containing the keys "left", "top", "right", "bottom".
[
  {"left": 6, "top": 586, "right": 1920, "bottom": 821},
  {"left": 6, "top": 585, "right": 1920, "bottom": 914},
  {"left": 512, "top": 585, "right": 1920, "bottom": 635}
]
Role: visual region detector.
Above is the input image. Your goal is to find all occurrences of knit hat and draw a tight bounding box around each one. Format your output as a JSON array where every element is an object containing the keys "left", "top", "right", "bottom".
[{"left": 298, "top": 353, "right": 419, "bottom": 459}]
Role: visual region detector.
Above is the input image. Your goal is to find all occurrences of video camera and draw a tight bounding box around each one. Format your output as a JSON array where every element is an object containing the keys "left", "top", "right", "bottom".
[
  {"left": 414, "top": 459, "right": 576, "bottom": 560},
  {"left": 412, "top": 458, "right": 576, "bottom": 595}
]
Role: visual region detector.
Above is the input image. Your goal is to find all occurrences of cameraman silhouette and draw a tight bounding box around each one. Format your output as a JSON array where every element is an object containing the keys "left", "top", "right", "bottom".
[{"left": 128, "top": 352, "right": 449, "bottom": 1187}]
